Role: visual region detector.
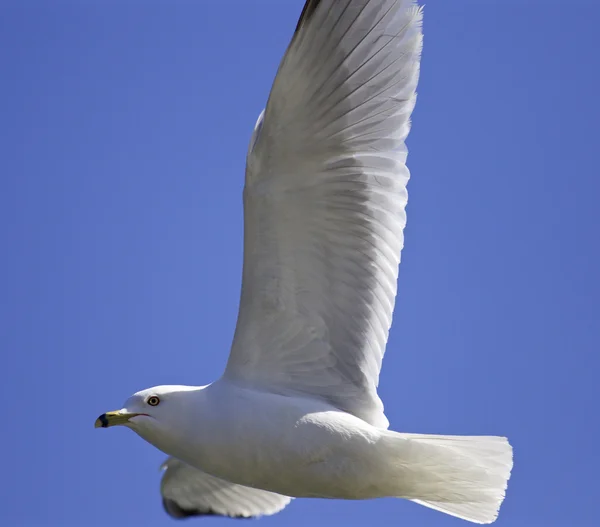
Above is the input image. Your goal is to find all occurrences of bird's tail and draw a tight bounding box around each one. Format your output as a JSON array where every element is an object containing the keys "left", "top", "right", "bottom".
[{"left": 382, "top": 432, "right": 513, "bottom": 524}]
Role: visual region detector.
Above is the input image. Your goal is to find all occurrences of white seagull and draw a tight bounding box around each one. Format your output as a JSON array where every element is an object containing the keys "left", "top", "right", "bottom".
[{"left": 96, "top": 1, "right": 513, "bottom": 524}]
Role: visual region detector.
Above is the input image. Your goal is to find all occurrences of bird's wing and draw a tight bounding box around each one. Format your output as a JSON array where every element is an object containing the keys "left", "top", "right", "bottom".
[
  {"left": 224, "top": 0, "right": 423, "bottom": 429},
  {"left": 160, "top": 458, "right": 291, "bottom": 519}
]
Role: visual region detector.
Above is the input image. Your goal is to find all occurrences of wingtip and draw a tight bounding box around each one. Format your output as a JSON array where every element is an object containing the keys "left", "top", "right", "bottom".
[
  {"left": 162, "top": 498, "right": 256, "bottom": 520},
  {"left": 293, "top": 0, "right": 322, "bottom": 37}
]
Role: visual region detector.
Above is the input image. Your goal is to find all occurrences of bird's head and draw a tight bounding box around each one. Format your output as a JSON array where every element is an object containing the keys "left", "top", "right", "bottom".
[{"left": 95, "top": 385, "right": 202, "bottom": 451}]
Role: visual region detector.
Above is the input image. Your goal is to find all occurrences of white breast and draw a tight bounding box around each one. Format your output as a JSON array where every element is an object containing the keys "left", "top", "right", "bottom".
[{"left": 169, "top": 381, "right": 385, "bottom": 498}]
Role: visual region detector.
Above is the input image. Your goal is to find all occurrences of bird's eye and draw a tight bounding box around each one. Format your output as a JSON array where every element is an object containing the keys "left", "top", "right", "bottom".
[{"left": 147, "top": 396, "right": 160, "bottom": 407}]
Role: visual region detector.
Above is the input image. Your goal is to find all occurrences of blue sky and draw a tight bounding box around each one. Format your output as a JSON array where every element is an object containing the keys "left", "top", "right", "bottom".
[{"left": 1, "top": 1, "right": 599, "bottom": 526}]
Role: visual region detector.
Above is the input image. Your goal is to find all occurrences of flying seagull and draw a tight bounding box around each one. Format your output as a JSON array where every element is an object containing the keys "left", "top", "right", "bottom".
[{"left": 96, "top": 0, "right": 513, "bottom": 523}]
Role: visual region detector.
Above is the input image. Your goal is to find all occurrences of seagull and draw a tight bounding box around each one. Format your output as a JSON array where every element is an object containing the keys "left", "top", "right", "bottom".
[{"left": 96, "top": 1, "right": 513, "bottom": 523}]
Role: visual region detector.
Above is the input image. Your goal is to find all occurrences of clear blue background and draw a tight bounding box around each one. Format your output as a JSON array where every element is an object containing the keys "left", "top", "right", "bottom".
[{"left": 1, "top": 1, "right": 598, "bottom": 526}]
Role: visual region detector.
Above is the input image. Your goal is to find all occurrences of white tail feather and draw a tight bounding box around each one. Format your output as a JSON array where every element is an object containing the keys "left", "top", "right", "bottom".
[{"left": 385, "top": 433, "right": 513, "bottom": 524}]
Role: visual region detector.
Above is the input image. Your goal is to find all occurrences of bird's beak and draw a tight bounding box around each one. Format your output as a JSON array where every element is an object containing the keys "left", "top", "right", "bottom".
[{"left": 95, "top": 410, "right": 141, "bottom": 428}]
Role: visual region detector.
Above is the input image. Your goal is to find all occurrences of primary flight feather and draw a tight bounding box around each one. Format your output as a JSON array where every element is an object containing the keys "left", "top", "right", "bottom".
[{"left": 96, "top": 1, "right": 513, "bottom": 523}]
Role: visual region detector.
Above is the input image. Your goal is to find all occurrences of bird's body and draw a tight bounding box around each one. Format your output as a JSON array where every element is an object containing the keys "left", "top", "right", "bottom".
[
  {"left": 137, "top": 382, "right": 390, "bottom": 500},
  {"left": 96, "top": 0, "right": 513, "bottom": 523},
  {"left": 123, "top": 382, "right": 511, "bottom": 522}
]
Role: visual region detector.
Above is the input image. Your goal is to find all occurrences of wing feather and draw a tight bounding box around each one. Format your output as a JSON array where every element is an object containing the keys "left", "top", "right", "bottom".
[
  {"left": 225, "top": 0, "right": 423, "bottom": 428},
  {"left": 161, "top": 458, "right": 291, "bottom": 519}
]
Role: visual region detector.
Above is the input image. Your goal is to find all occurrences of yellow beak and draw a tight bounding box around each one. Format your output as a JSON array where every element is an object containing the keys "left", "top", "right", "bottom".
[{"left": 95, "top": 410, "right": 141, "bottom": 428}]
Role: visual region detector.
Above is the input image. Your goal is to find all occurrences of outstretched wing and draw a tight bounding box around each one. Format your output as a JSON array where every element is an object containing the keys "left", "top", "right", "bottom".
[
  {"left": 225, "top": 0, "right": 423, "bottom": 428},
  {"left": 161, "top": 458, "right": 291, "bottom": 519}
]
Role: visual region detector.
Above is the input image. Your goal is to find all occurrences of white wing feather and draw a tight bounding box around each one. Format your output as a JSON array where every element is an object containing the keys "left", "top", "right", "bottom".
[
  {"left": 225, "top": 0, "right": 423, "bottom": 429},
  {"left": 161, "top": 458, "right": 291, "bottom": 519}
]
